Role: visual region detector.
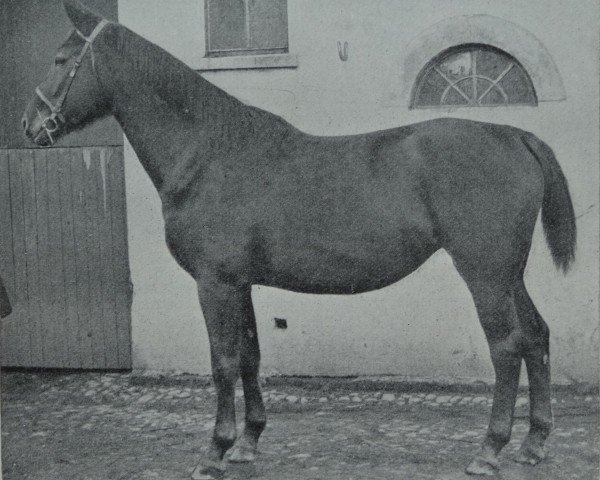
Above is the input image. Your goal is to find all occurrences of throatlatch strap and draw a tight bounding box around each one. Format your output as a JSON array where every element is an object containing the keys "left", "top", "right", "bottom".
[
  {"left": 75, "top": 19, "right": 110, "bottom": 44},
  {"left": 75, "top": 19, "right": 110, "bottom": 72}
]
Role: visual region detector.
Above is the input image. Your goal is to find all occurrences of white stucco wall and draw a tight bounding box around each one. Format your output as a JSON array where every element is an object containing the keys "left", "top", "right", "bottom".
[{"left": 118, "top": 0, "right": 599, "bottom": 384}]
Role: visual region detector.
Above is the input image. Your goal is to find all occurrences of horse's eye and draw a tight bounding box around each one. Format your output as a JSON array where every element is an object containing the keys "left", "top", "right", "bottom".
[{"left": 54, "top": 57, "right": 68, "bottom": 67}]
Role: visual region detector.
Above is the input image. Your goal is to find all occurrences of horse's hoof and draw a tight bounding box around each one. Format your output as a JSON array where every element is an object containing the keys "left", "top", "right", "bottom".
[
  {"left": 465, "top": 455, "right": 499, "bottom": 476},
  {"left": 514, "top": 443, "right": 547, "bottom": 465},
  {"left": 228, "top": 443, "right": 257, "bottom": 463},
  {"left": 191, "top": 459, "right": 227, "bottom": 480}
]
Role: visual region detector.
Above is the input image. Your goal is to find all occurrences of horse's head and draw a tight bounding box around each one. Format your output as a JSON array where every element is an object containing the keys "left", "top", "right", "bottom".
[{"left": 22, "top": 0, "right": 112, "bottom": 147}]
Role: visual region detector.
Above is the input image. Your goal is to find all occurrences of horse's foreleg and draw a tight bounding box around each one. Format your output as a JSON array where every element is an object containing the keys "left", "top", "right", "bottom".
[
  {"left": 193, "top": 277, "right": 245, "bottom": 477},
  {"left": 514, "top": 281, "right": 553, "bottom": 465},
  {"left": 229, "top": 292, "right": 266, "bottom": 463},
  {"left": 462, "top": 280, "right": 522, "bottom": 476}
]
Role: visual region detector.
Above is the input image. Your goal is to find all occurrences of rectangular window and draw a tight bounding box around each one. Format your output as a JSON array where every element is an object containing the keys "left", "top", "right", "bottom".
[{"left": 205, "top": 0, "right": 288, "bottom": 58}]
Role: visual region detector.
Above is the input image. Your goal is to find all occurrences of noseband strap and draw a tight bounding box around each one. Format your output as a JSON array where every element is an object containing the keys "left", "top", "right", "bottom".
[{"left": 35, "top": 19, "right": 109, "bottom": 145}]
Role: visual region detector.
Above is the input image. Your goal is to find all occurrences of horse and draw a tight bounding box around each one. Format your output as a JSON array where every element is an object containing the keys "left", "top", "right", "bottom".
[{"left": 22, "top": 1, "right": 576, "bottom": 477}]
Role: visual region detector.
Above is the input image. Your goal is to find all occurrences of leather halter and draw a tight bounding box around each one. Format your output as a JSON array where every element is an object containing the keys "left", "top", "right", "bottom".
[{"left": 35, "top": 19, "right": 109, "bottom": 145}]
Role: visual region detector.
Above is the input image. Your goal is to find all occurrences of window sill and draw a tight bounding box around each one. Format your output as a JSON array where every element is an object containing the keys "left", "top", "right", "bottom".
[{"left": 194, "top": 53, "right": 298, "bottom": 71}]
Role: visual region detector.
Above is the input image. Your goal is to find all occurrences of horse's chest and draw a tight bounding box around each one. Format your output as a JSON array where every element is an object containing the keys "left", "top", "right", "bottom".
[{"left": 163, "top": 207, "right": 248, "bottom": 276}]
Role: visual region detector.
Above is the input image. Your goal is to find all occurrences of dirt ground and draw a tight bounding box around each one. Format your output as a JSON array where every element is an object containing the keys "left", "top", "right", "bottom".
[{"left": 2, "top": 371, "right": 598, "bottom": 480}]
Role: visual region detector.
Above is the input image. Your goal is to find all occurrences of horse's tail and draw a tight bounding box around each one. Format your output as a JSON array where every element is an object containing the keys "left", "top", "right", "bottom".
[{"left": 521, "top": 132, "right": 576, "bottom": 273}]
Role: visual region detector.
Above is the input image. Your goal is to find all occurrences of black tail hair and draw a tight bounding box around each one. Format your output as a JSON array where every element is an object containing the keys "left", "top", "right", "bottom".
[{"left": 522, "top": 133, "right": 576, "bottom": 272}]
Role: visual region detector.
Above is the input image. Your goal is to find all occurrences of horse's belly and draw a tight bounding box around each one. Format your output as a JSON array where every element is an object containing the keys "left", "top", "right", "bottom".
[{"left": 264, "top": 232, "right": 438, "bottom": 294}]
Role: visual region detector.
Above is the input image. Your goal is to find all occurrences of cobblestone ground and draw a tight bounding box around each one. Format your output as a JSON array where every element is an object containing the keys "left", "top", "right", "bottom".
[{"left": 2, "top": 372, "right": 598, "bottom": 480}]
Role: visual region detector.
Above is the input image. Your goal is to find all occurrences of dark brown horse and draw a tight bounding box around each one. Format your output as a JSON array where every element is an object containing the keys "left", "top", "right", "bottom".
[{"left": 22, "top": 1, "right": 576, "bottom": 477}]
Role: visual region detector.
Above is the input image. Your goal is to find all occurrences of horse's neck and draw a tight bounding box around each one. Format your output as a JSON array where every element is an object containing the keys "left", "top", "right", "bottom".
[
  {"left": 110, "top": 83, "right": 200, "bottom": 190},
  {"left": 103, "top": 31, "right": 276, "bottom": 193}
]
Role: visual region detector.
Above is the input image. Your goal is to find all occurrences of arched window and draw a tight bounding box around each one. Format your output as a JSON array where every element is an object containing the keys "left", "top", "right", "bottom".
[{"left": 411, "top": 44, "right": 537, "bottom": 109}]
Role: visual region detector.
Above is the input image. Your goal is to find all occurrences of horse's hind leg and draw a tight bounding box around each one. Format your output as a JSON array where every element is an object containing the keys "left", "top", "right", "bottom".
[
  {"left": 228, "top": 292, "right": 267, "bottom": 463},
  {"left": 513, "top": 279, "right": 553, "bottom": 464},
  {"left": 452, "top": 261, "right": 523, "bottom": 475}
]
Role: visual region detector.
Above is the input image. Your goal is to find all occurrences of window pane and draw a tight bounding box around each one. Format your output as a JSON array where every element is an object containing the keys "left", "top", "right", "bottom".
[
  {"left": 439, "top": 51, "right": 473, "bottom": 80},
  {"left": 249, "top": 0, "right": 288, "bottom": 51},
  {"left": 499, "top": 66, "right": 537, "bottom": 104},
  {"left": 476, "top": 49, "right": 511, "bottom": 80},
  {"left": 415, "top": 68, "right": 449, "bottom": 107},
  {"left": 443, "top": 82, "right": 471, "bottom": 105},
  {"left": 479, "top": 86, "right": 506, "bottom": 105},
  {"left": 206, "top": 0, "right": 248, "bottom": 54}
]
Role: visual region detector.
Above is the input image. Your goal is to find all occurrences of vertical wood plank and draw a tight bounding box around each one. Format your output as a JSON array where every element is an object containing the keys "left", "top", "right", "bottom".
[
  {"left": 0, "top": 151, "right": 16, "bottom": 362},
  {"left": 33, "top": 147, "right": 57, "bottom": 366},
  {"left": 109, "top": 147, "right": 132, "bottom": 368},
  {"left": 58, "top": 148, "right": 82, "bottom": 368},
  {"left": 70, "top": 148, "right": 95, "bottom": 368},
  {"left": 45, "top": 148, "right": 68, "bottom": 367},
  {"left": 8, "top": 151, "right": 32, "bottom": 365},
  {"left": 97, "top": 148, "right": 120, "bottom": 368},
  {"left": 23, "top": 149, "right": 44, "bottom": 366},
  {"left": 84, "top": 148, "right": 108, "bottom": 368}
]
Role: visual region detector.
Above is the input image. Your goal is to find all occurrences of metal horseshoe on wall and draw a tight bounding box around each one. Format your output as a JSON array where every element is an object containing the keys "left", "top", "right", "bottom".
[{"left": 337, "top": 41, "right": 348, "bottom": 61}]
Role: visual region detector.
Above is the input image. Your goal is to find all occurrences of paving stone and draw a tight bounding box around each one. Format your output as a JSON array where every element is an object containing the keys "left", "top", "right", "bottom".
[
  {"left": 289, "top": 453, "right": 311, "bottom": 459},
  {"left": 286, "top": 395, "right": 299, "bottom": 403},
  {"left": 137, "top": 394, "right": 155, "bottom": 404},
  {"left": 515, "top": 397, "right": 528, "bottom": 408},
  {"left": 381, "top": 394, "right": 396, "bottom": 402}
]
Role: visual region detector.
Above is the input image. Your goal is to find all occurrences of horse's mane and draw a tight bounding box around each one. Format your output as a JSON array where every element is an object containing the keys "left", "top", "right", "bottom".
[{"left": 112, "top": 25, "right": 292, "bottom": 144}]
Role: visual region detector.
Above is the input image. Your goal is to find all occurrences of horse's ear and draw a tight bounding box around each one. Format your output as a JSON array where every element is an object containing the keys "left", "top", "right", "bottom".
[{"left": 63, "top": 0, "right": 103, "bottom": 37}]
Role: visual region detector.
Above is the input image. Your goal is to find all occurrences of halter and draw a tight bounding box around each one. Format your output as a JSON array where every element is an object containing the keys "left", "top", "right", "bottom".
[{"left": 35, "top": 19, "right": 109, "bottom": 145}]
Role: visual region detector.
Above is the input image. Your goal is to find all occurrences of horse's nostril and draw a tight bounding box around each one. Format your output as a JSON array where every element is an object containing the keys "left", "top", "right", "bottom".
[{"left": 22, "top": 117, "right": 28, "bottom": 132}]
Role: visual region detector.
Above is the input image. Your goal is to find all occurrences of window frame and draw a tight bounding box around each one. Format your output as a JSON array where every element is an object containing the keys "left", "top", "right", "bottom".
[
  {"left": 411, "top": 44, "right": 538, "bottom": 110},
  {"left": 198, "top": 0, "right": 298, "bottom": 71}
]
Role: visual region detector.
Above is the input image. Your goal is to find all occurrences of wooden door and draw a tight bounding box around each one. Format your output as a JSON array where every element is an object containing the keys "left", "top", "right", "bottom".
[{"left": 0, "top": 148, "right": 132, "bottom": 369}]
